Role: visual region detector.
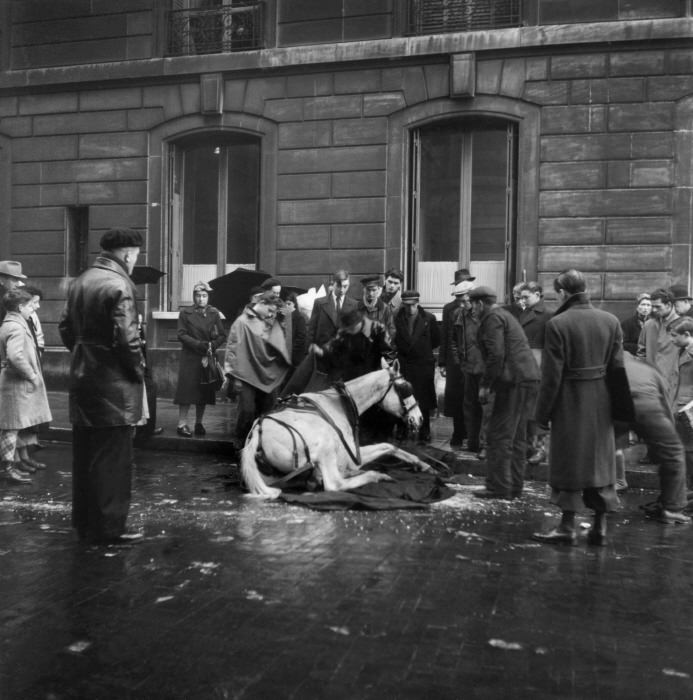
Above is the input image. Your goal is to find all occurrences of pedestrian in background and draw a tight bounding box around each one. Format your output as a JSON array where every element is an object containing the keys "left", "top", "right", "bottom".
[
  {"left": 59, "top": 228, "right": 145, "bottom": 545},
  {"left": 669, "top": 284, "right": 693, "bottom": 319},
  {"left": 533, "top": 269, "right": 633, "bottom": 546},
  {"left": 173, "top": 281, "right": 227, "bottom": 438},
  {"left": 0, "top": 289, "right": 52, "bottom": 483},
  {"left": 668, "top": 316, "right": 693, "bottom": 490},
  {"left": 394, "top": 290, "right": 440, "bottom": 443},
  {"left": 23, "top": 285, "right": 45, "bottom": 358},
  {"left": 0, "top": 260, "right": 28, "bottom": 323},
  {"left": 438, "top": 268, "right": 475, "bottom": 448},
  {"left": 469, "top": 286, "right": 540, "bottom": 500},
  {"left": 620, "top": 293, "right": 652, "bottom": 356},
  {"left": 381, "top": 268, "right": 404, "bottom": 315}
]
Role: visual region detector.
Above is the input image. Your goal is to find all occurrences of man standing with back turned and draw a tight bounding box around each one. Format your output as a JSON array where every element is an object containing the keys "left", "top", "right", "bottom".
[
  {"left": 532, "top": 269, "right": 633, "bottom": 546},
  {"left": 59, "top": 228, "right": 146, "bottom": 545}
]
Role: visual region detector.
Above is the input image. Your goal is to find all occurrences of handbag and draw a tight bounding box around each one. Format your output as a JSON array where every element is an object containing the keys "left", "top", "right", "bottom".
[{"left": 200, "top": 350, "right": 224, "bottom": 391}]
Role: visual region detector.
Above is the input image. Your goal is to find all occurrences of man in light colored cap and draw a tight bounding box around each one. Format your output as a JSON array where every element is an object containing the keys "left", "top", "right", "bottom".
[
  {"left": 0, "top": 261, "right": 27, "bottom": 324},
  {"left": 468, "top": 285, "right": 540, "bottom": 500},
  {"left": 394, "top": 290, "right": 440, "bottom": 442},
  {"left": 438, "top": 271, "right": 475, "bottom": 447},
  {"left": 358, "top": 274, "right": 395, "bottom": 339}
]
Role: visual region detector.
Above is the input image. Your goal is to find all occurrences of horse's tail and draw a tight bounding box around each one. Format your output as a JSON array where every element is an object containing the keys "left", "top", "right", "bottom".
[{"left": 240, "top": 424, "right": 281, "bottom": 499}]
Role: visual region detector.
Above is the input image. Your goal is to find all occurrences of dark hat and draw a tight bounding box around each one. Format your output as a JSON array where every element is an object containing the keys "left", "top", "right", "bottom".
[
  {"left": 100, "top": 227, "right": 143, "bottom": 251},
  {"left": 384, "top": 268, "right": 404, "bottom": 282},
  {"left": 468, "top": 285, "right": 497, "bottom": 301},
  {"left": 361, "top": 274, "right": 383, "bottom": 288},
  {"left": 249, "top": 285, "right": 264, "bottom": 298},
  {"left": 401, "top": 289, "right": 420, "bottom": 305},
  {"left": 669, "top": 284, "right": 692, "bottom": 301},
  {"left": 339, "top": 307, "right": 363, "bottom": 328},
  {"left": 260, "top": 277, "right": 281, "bottom": 290},
  {"left": 452, "top": 268, "right": 476, "bottom": 284}
]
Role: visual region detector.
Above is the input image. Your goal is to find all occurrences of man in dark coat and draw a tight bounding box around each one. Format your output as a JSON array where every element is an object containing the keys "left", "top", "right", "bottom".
[
  {"left": 438, "top": 268, "right": 475, "bottom": 447},
  {"left": 381, "top": 268, "right": 404, "bottom": 315},
  {"left": 518, "top": 281, "right": 553, "bottom": 465},
  {"left": 307, "top": 269, "right": 358, "bottom": 347},
  {"left": 470, "top": 286, "right": 540, "bottom": 500},
  {"left": 358, "top": 274, "right": 395, "bottom": 340},
  {"left": 394, "top": 290, "right": 440, "bottom": 443},
  {"left": 670, "top": 284, "right": 693, "bottom": 319},
  {"left": 532, "top": 269, "right": 634, "bottom": 546},
  {"left": 620, "top": 293, "right": 652, "bottom": 356},
  {"left": 59, "top": 228, "right": 145, "bottom": 545}
]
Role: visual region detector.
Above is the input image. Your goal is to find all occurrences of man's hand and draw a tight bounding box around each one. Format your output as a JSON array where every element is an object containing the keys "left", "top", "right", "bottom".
[
  {"left": 309, "top": 343, "right": 324, "bottom": 357},
  {"left": 478, "top": 387, "right": 491, "bottom": 405},
  {"left": 439, "top": 367, "right": 446, "bottom": 377}
]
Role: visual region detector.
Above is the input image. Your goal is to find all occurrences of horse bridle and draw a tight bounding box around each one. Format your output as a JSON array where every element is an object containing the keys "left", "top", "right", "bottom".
[{"left": 378, "top": 372, "right": 419, "bottom": 417}]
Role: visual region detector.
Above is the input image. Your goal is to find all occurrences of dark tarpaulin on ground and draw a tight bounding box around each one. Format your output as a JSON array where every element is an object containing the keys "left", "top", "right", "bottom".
[{"left": 278, "top": 456, "right": 455, "bottom": 511}]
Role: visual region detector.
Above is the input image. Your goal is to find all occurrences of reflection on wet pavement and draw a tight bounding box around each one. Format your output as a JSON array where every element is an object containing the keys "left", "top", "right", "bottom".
[{"left": 1, "top": 443, "right": 692, "bottom": 699}]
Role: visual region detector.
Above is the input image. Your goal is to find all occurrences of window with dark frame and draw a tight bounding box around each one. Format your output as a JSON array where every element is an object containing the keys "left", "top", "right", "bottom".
[
  {"left": 406, "top": 0, "right": 521, "bottom": 35},
  {"left": 66, "top": 205, "right": 89, "bottom": 278}
]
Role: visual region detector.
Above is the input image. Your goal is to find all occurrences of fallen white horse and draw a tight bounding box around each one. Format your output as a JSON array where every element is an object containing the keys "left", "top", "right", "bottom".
[{"left": 240, "top": 365, "right": 429, "bottom": 499}]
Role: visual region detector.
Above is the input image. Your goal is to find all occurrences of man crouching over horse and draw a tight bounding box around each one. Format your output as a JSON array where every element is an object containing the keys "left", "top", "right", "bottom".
[{"left": 240, "top": 308, "right": 431, "bottom": 498}]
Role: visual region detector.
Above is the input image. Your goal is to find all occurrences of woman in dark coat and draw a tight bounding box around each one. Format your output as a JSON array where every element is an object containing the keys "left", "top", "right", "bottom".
[
  {"left": 174, "top": 281, "right": 227, "bottom": 437},
  {"left": 394, "top": 290, "right": 440, "bottom": 442}
]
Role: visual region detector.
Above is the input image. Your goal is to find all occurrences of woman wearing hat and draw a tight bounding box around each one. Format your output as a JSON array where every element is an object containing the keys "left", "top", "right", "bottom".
[{"left": 173, "top": 281, "right": 227, "bottom": 437}]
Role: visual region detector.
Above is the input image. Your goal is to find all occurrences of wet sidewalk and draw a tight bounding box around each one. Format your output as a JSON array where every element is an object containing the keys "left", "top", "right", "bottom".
[{"left": 0, "top": 442, "right": 691, "bottom": 699}]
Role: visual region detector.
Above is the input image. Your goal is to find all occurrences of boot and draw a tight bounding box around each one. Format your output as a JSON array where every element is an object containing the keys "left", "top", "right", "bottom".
[{"left": 587, "top": 512, "right": 607, "bottom": 546}]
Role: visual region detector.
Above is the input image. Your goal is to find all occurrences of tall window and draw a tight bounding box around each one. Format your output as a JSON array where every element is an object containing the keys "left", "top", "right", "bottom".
[
  {"left": 170, "top": 132, "right": 260, "bottom": 304},
  {"left": 66, "top": 205, "right": 89, "bottom": 277},
  {"left": 410, "top": 118, "right": 517, "bottom": 311}
]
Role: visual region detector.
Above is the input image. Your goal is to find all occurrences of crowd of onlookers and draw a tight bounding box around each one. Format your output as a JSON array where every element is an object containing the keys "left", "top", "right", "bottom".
[{"left": 3, "top": 226, "right": 693, "bottom": 545}]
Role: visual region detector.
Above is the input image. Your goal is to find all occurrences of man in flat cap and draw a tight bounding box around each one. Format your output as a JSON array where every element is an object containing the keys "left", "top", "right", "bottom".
[
  {"left": 59, "top": 227, "right": 146, "bottom": 545},
  {"left": 0, "top": 261, "right": 27, "bottom": 324},
  {"left": 468, "top": 285, "right": 539, "bottom": 500},
  {"left": 394, "top": 290, "right": 440, "bottom": 443},
  {"left": 358, "top": 274, "right": 395, "bottom": 340},
  {"left": 438, "top": 268, "right": 476, "bottom": 447}
]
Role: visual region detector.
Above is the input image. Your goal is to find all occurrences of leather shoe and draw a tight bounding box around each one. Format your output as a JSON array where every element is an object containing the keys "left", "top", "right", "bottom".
[
  {"left": 152, "top": 427, "right": 164, "bottom": 436},
  {"left": 15, "top": 460, "right": 36, "bottom": 474},
  {"left": 177, "top": 425, "right": 193, "bottom": 437},
  {"left": 477, "top": 448, "right": 487, "bottom": 461},
  {"left": 659, "top": 510, "right": 692, "bottom": 525},
  {"left": 474, "top": 489, "right": 513, "bottom": 501},
  {"left": 531, "top": 528, "right": 577, "bottom": 545},
  {"left": 194, "top": 423, "right": 206, "bottom": 436},
  {"left": 21, "top": 456, "right": 46, "bottom": 470},
  {"left": 100, "top": 531, "right": 144, "bottom": 546},
  {"left": 587, "top": 530, "right": 607, "bottom": 546},
  {"left": 6, "top": 465, "right": 32, "bottom": 483}
]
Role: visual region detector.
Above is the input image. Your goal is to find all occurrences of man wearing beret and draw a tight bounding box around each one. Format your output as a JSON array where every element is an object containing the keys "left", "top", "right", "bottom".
[
  {"left": 59, "top": 228, "right": 146, "bottom": 545},
  {"left": 394, "top": 290, "right": 440, "bottom": 443},
  {"left": 358, "top": 274, "right": 395, "bottom": 340},
  {"left": 468, "top": 285, "right": 540, "bottom": 500}
]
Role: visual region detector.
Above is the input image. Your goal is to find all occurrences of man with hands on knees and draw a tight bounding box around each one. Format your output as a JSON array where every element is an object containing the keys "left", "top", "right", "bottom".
[{"left": 468, "top": 286, "right": 540, "bottom": 501}]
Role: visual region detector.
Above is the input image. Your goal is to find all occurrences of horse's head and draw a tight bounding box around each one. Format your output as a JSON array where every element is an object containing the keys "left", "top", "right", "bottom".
[{"left": 379, "top": 362, "right": 423, "bottom": 431}]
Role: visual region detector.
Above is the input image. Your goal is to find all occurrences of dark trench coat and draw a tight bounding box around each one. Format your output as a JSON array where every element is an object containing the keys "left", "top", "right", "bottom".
[
  {"left": 395, "top": 306, "right": 440, "bottom": 410},
  {"left": 535, "top": 292, "right": 633, "bottom": 491}
]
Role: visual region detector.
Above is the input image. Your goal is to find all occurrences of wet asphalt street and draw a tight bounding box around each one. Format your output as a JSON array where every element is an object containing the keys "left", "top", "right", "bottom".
[{"left": 1, "top": 442, "right": 693, "bottom": 699}]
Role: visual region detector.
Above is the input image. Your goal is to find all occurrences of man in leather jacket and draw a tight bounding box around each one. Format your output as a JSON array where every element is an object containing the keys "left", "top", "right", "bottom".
[{"left": 59, "top": 228, "right": 146, "bottom": 545}]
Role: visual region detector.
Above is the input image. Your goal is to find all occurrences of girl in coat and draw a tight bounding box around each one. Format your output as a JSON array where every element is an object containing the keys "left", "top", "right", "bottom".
[
  {"left": 0, "top": 289, "right": 52, "bottom": 483},
  {"left": 174, "top": 281, "right": 227, "bottom": 437}
]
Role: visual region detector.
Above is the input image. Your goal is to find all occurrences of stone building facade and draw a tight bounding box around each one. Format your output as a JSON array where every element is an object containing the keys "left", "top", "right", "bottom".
[{"left": 0, "top": 0, "right": 691, "bottom": 392}]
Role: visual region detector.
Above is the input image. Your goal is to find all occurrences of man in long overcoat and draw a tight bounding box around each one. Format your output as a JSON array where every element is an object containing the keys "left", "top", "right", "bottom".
[
  {"left": 438, "top": 268, "right": 475, "bottom": 447},
  {"left": 394, "top": 290, "right": 440, "bottom": 442},
  {"left": 469, "top": 286, "right": 540, "bottom": 500},
  {"left": 533, "top": 269, "right": 634, "bottom": 546},
  {"left": 59, "top": 228, "right": 145, "bottom": 545}
]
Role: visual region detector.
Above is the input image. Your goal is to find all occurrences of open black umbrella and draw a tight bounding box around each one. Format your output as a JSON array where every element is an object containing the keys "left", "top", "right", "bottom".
[
  {"left": 280, "top": 284, "right": 308, "bottom": 300},
  {"left": 208, "top": 268, "right": 271, "bottom": 319},
  {"left": 131, "top": 266, "right": 166, "bottom": 285}
]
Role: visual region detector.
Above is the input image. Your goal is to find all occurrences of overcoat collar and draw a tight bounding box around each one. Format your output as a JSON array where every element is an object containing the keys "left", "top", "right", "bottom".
[
  {"left": 93, "top": 253, "right": 131, "bottom": 281},
  {"left": 552, "top": 291, "right": 591, "bottom": 317}
]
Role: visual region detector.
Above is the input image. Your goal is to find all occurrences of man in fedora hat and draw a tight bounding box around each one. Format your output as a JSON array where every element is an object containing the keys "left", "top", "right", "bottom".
[
  {"left": 0, "top": 261, "right": 27, "bottom": 324},
  {"left": 669, "top": 284, "right": 693, "bottom": 319},
  {"left": 438, "top": 268, "right": 476, "bottom": 447}
]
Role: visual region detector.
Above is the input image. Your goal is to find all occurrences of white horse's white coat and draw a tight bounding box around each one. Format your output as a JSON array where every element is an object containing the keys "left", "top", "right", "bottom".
[{"left": 240, "top": 367, "right": 428, "bottom": 499}]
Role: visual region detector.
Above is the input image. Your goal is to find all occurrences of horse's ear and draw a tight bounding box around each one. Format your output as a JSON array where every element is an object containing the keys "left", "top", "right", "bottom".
[{"left": 391, "top": 359, "right": 400, "bottom": 374}]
